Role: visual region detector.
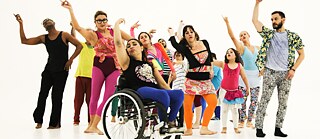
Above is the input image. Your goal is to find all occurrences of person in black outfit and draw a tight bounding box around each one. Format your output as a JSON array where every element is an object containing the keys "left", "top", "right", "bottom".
[{"left": 14, "top": 14, "right": 82, "bottom": 129}]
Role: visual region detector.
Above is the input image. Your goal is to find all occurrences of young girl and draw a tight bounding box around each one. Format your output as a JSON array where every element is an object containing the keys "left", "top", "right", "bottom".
[
  {"left": 168, "top": 51, "right": 187, "bottom": 90},
  {"left": 213, "top": 48, "right": 250, "bottom": 134}
]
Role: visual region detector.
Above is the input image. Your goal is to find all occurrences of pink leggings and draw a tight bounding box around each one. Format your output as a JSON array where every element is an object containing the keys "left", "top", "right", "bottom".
[{"left": 89, "top": 66, "right": 120, "bottom": 116}]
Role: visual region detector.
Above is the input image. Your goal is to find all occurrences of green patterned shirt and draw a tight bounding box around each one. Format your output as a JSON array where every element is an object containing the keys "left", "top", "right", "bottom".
[{"left": 255, "top": 26, "right": 304, "bottom": 71}]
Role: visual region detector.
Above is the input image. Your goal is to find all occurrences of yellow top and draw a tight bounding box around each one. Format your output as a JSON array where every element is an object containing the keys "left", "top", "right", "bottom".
[{"left": 75, "top": 42, "right": 95, "bottom": 78}]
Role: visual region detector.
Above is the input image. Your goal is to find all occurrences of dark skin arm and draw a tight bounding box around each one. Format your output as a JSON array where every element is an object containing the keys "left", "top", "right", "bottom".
[{"left": 14, "top": 14, "right": 45, "bottom": 45}]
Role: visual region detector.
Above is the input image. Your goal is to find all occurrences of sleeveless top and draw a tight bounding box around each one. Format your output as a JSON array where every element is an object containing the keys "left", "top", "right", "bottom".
[
  {"left": 94, "top": 28, "right": 120, "bottom": 70},
  {"left": 44, "top": 31, "right": 68, "bottom": 72},
  {"left": 75, "top": 42, "right": 95, "bottom": 78},
  {"left": 242, "top": 46, "right": 258, "bottom": 70},
  {"left": 239, "top": 47, "right": 261, "bottom": 88},
  {"left": 221, "top": 63, "right": 241, "bottom": 90},
  {"left": 123, "top": 57, "right": 159, "bottom": 91}
]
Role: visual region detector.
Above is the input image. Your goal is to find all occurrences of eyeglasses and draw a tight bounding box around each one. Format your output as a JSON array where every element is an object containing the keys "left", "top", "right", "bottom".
[{"left": 95, "top": 18, "right": 108, "bottom": 24}]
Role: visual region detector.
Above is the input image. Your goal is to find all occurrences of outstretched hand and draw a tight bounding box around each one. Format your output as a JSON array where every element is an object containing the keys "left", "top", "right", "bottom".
[
  {"left": 179, "top": 20, "right": 184, "bottom": 27},
  {"left": 168, "top": 27, "right": 174, "bottom": 36},
  {"left": 14, "top": 14, "right": 23, "bottom": 23},
  {"left": 61, "top": 0, "right": 72, "bottom": 9},
  {"left": 222, "top": 16, "right": 229, "bottom": 23},
  {"left": 131, "top": 21, "right": 140, "bottom": 29},
  {"left": 149, "top": 29, "right": 156, "bottom": 35},
  {"left": 116, "top": 18, "right": 125, "bottom": 25}
]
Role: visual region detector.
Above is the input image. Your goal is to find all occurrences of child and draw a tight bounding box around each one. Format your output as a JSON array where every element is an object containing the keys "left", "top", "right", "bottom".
[
  {"left": 168, "top": 51, "right": 186, "bottom": 90},
  {"left": 213, "top": 48, "right": 250, "bottom": 134}
]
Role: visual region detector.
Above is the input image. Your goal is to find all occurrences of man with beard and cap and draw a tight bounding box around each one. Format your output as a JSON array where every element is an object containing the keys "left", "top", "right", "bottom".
[
  {"left": 14, "top": 14, "right": 82, "bottom": 129},
  {"left": 252, "top": 0, "right": 305, "bottom": 138}
]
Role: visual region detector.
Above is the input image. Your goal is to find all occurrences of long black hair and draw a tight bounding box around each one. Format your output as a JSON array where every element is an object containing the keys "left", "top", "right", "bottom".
[{"left": 224, "top": 48, "right": 244, "bottom": 66}]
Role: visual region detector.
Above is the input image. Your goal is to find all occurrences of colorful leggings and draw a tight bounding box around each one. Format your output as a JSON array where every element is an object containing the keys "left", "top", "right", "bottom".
[
  {"left": 255, "top": 68, "right": 291, "bottom": 129},
  {"left": 136, "top": 87, "right": 184, "bottom": 122},
  {"left": 184, "top": 94, "right": 217, "bottom": 129},
  {"left": 239, "top": 86, "right": 260, "bottom": 122},
  {"left": 89, "top": 66, "right": 120, "bottom": 116}
]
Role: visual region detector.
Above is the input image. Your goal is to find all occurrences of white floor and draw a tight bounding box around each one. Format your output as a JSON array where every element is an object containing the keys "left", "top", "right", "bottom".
[
  {"left": 1, "top": 89, "right": 319, "bottom": 139},
  {"left": 1, "top": 72, "right": 319, "bottom": 139}
]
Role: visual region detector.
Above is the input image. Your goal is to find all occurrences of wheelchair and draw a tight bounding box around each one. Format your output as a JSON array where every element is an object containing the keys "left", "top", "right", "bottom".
[{"left": 102, "top": 75, "right": 184, "bottom": 139}]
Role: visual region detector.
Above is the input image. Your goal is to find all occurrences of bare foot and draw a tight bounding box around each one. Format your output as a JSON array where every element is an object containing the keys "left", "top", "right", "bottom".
[
  {"left": 200, "top": 127, "right": 217, "bottom": 135},
  {"left": 84, "top": 127, "right": 104, "bottom": 135},
  {"left": 238, "top": 122, "right": 244, "bottom": 128},
  {"left": 35, "top": 123, "right": 42, "bottom": 129},
  {"left": 183, "top": 129, "right": 193, "bottom": 136},
  {"left": 192, "top": 122, "right": 200, "bottom": 129},
  {"left": 246, "top": 121, "right": 255, "bottom": 128},
  {"left": 111, "top": 116, "right": 116, "bottom": 123},
  {"left": 73, "top": 122, "right": 79, "bottom": 126},
  {"left": 221, "top": 127, "right": 227, "bottom": 134},
  {"left": 234, "top": 128, "right": 241, "bottom": 134}
]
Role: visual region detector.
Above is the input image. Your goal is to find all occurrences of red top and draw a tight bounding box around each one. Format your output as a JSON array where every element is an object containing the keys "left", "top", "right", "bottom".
[{"left": 221, "top": 63, "right": 241, "bottom": 90}]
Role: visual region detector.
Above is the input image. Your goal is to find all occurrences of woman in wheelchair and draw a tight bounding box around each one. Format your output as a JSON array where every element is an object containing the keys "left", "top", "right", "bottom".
[{"left": 113, "top": 18, "right": 184, "bottom": 130}]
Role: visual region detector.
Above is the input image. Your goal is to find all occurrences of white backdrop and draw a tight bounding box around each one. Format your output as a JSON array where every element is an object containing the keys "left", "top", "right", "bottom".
[{"left": 0, "top": 0, "right": 319, "bottom": 138}]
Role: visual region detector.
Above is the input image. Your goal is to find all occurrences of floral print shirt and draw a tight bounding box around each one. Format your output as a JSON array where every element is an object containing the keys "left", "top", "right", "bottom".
[{"left": 256, "top": 26, "right": 304, "bottom": 71}]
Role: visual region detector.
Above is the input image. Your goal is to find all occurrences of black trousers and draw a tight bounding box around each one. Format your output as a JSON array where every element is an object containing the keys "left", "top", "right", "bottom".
[{"left": 33, "top": 70, "right": 68, "bottom": 126}]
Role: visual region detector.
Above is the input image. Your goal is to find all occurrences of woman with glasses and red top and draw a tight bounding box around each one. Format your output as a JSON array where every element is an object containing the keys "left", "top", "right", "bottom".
[{"left": 62, "top": 1, "right": 132, "bottom": 135}]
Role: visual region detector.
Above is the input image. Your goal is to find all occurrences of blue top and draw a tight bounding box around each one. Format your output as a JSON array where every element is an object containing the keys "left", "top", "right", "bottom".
[
  {"left": 242, "top": 46, "right": 258, "bottom": 71},
  {"left": 211, "top": 66, "right": 222, "bottom": 90}
]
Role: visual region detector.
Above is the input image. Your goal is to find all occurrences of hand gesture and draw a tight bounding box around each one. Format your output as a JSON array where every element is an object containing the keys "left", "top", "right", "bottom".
[
  {"left": 116, "top": 18, "right": 125, "bottom": 25},
  {"left": 179, "top": 20, "right": 184, "bottom": 27},
  {"left": 64, "top": 59, "right": 73, "bottom": 71},
  {"left": 149, "top": 29, "right": 156, "bottom": 35},
  {"left": 61, "top": 0, "right": 72, "bottom": 10},
  {"left": 286, "top": 69, "right": 295, "bottom": 80},
  {"left": 14, "top": 14, "right": 23, "bottom": 24},
  {"left": 168, "top": 27, "right": 174, "bottom": 36},
  {"left": 131, "top": 21, "right": 140, "bottom": 29},
  {"left": 222, "top": 16, "right": 229, "bottom": 23}
]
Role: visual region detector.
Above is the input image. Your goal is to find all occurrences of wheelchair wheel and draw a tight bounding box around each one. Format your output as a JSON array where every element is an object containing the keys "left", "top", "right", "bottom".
[{"left": 102, "top": 89, "right": 146, "bottom": 139}]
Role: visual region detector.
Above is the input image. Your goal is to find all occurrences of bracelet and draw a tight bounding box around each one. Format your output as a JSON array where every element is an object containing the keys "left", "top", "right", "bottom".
[{"left": 291, "top": 68, "right": 296, "bottom": 72}]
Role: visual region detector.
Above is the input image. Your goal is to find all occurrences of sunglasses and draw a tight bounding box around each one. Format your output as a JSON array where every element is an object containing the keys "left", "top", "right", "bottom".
[{"left": 95, "top": 18, "right": 108, "bottom": 24}]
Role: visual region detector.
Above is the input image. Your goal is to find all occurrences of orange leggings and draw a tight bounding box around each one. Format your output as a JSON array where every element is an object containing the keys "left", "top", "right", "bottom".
[{"left": 184, "top": 94, "right": 217, "bottom": 129}]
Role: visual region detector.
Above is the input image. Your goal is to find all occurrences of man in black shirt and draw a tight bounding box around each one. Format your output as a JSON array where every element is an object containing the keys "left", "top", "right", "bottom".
[{"left": 14, "top": 14, "right": 82, "bottom": 129}]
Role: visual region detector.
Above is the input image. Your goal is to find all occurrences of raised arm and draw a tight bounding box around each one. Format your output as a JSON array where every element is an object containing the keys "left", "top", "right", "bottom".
[
  {"left": 168, "top": 27, "right": 183, "bottom": 53},
  {"left": 62, "top": 1, "right": 95, "bottom": 44},
  {"left": 70, "top": 22, "right": 76, "bottom": 37},
  {"left": 114, "top": 18, "right": 130, "bottom": 70},
  {"left": 252, "top": 0, "right": 264, "bottom": 32},
  {"left": 130, "top": 21, "right": 140, "bottom": 38},
  {"left": 223, "top": 16, "right": 244, "bottom": 54},
  {"left": 176, "top": 20, "right": 184, "bottom": 41},
  {"left": 64, "top": 32, "right": 83, "bottom": 71},
  {"left": 14, "top": 14, "right": 44, "bottom": 45}
]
